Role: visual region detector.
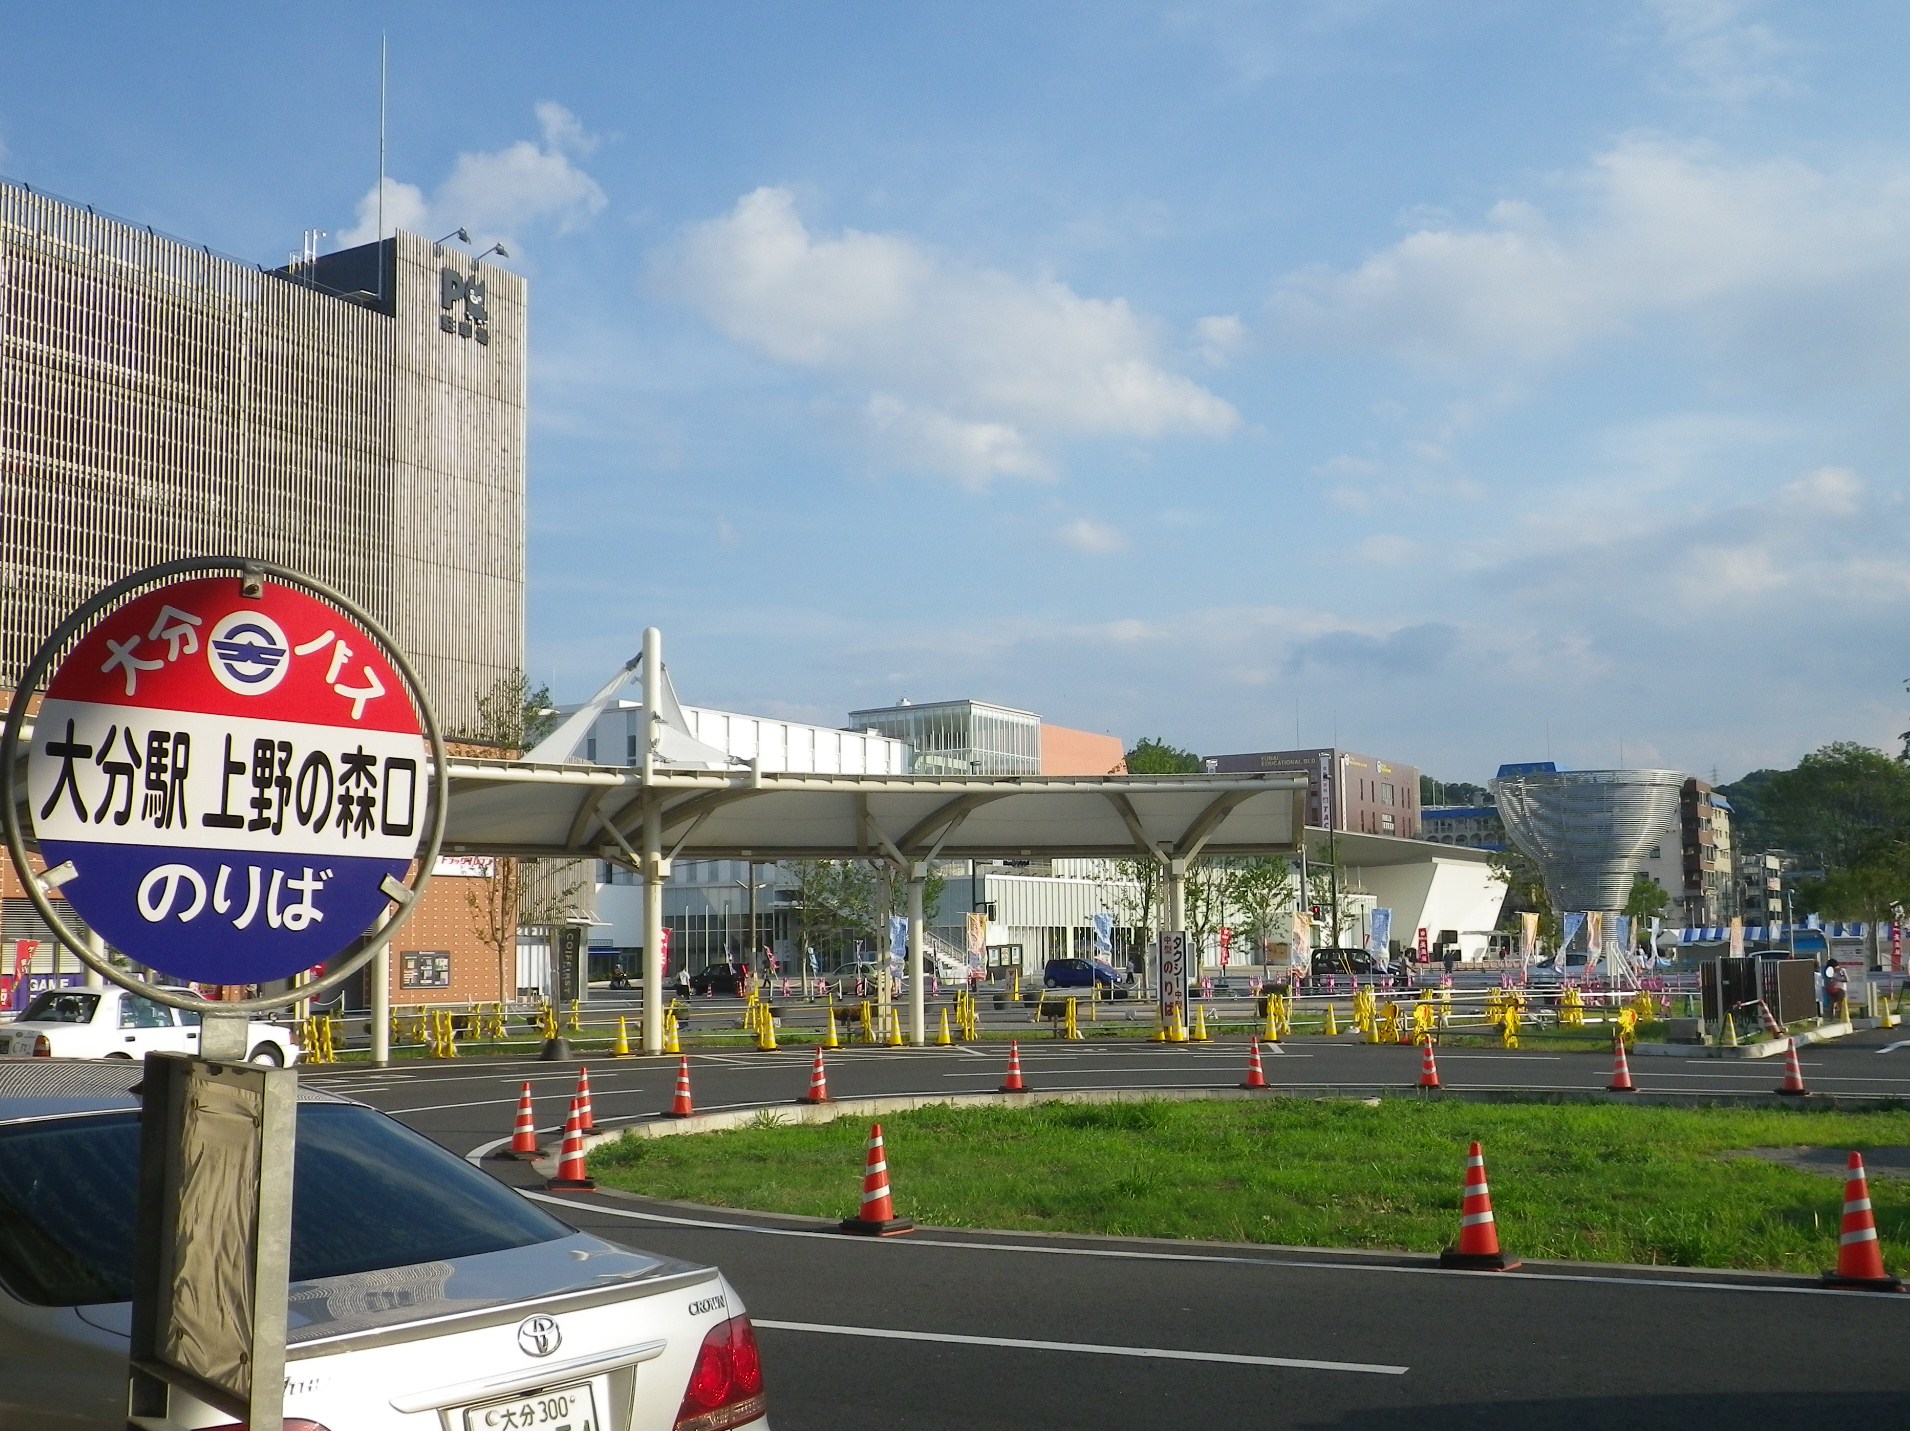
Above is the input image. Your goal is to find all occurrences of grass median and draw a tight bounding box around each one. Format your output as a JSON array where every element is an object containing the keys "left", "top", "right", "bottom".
[{"left": 588, "top": 1098, "right": 1910, "bottom": 1273}]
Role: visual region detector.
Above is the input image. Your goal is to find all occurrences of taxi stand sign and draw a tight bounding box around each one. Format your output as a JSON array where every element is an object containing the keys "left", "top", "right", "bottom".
[{"left": 1157, "top": 930, "right": 1190, "bottom": 1028}]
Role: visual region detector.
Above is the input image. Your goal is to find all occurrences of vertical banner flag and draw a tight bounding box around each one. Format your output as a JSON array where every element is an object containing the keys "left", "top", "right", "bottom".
[
  {"left": 1891, "top": 921, "right": 1902, "bottom": 974},
  {"left": 889, "top": 915, "right": 907, "bottom": 961},
  {"left": 1218, "top": 925, "right": 1232, "bottom": 967},
  {"left": 659, "top": 927, "right": 671, "bottom": 974},
  {"left": 9, "top": 941, "right": 35, "bottom": 1012},
  {"left": 1584, "top": 911, "right": 1604, "bottom": 954},
  {"left": 1520, "top": 912, "right": 1539, "bottom": 963},
  {"left": 1368, "top": 908, "right": 1392, "bottom": 960},
  {"left": 1728, "top": 916, "right": 1744, "bottom": 957},
  {"left": 1613, "top": 915, "right": 1631, "bottom": 954},
  {"left": 1091, "top": 912, "right": 1114, "bottom": 957},
  {"left": 1292, "top": 909, "right": 1313, "bottom": 973},
  {"left": 966, "top": 912, "right": 988, "bottom": 969},
  {"left": 1560, "top": 912, "right": 1586, "bottom": 956},
  {"left": 1416, "top": 926, "right": 1429, "bottom": 962}
]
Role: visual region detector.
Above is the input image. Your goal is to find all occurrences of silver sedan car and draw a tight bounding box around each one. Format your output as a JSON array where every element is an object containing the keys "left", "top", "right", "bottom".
[{"left": 0, "top": 1062, "right": 769, "bottom": 1431}]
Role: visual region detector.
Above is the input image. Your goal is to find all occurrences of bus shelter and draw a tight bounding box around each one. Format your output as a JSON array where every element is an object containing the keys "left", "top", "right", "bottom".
[{"left": 441, "top": 758, "right": 1306, "bottom": 1051}]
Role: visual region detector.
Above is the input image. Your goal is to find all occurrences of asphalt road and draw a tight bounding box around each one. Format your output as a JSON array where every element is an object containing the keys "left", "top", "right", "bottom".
[{"left": 306, "top": 1040, "right": 1910, "bottom": 1430}]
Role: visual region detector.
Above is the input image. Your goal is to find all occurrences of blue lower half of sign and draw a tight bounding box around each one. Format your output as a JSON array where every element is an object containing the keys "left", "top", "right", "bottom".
[{"left": 40, "top": 839, "right": 413, "bottom": 986}]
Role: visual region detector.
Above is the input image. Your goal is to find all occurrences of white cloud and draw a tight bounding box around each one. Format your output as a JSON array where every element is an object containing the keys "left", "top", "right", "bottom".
[
  {"left": 1192, "top": 313, "right": 1247, "bottom": 366},
  {"left": 1647, "top": 0, "right": 1797, "bottom": 104},
  {"left": 654, "top": 186, "right": 1238, "bottom": 485},
  {"left": 864, "top": 395, "right": 1051, "bottom": 488},
  {"left": 1272, "top": 138, "right": 1910, "bottom": 378},
  {"left": 1354, "top": 534, "right": 1419, "bottom": 565},
  {"left": 339, "top": 103, "right": 606, "bottom": 250},
  {"left": 1057, "top": 517, "right": 1128, "bottom": 555}
]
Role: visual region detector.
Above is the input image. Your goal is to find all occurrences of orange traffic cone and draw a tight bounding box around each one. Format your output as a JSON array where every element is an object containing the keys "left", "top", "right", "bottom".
[
  {"left": 494, "top": 1080, "right": 542, "bottom": 1160},
  {"left": 664, "top": 1055, "right": 695, "bottom": 1118},
  {"left": 999, "top": 1040, "right": 1030, "bottom": 1093},
  {"left": 1440, "top": 1141, "right": 1518, "bottom": 1270},
  {"left": 1417, "top": 1040, "right": 1442, "bottom": 1090},
  {"left": 1824, "top": 1152, "right": 1903, "bottom": 1290},
  {"left": 546, "top": 1097, "right": 597, "bottom": 1191},
  {"left": 1775, "top": 1039, "right": 1809, "bottom": 1097},
  {"left": 1240, "top": 1037, "right": 1270, "bottom": 1090},
  {"left": 574, "top": 1065, "right": 597, "bottom": 1132},
  {"left": 838, "top": 1122, "right": 914, "bottom": 1236},
  {"left": 1608, "top": 1038, "right": 1637, "bottom": 1093},
  {"left": 801, "top": 1046, "right": 831, "bottom": 1104}
]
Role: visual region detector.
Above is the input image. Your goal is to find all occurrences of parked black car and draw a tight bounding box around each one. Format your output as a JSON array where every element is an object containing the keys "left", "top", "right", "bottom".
[
  {"left": 688, "top": 961, "right": 749, "bottom": 996},
  {"left": 1310, "top": 947, "right": 1397, "bottom": 979}
]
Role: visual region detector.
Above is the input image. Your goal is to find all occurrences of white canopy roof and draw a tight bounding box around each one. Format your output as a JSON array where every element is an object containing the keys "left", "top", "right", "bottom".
[{"left": 442, "top": 759, "right": 1307, "bottom": 865}]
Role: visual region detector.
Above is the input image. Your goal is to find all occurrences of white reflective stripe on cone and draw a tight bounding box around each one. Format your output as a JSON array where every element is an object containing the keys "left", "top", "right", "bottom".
[
  {"left": 1845, "top": 1198, "right": 1872, "bottom": 1213},
  {"left": 1841, "top": 1227, "right": 1880, "bottom": 1245},
  {"left": 1461, "top": 1212, "right": 1496, "bottom": 1226}
]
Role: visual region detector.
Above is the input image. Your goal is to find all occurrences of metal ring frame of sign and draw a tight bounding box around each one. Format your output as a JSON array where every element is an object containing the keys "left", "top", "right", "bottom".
[{"left": 0, "top": 556, "right": 448, "bottom": 1016}]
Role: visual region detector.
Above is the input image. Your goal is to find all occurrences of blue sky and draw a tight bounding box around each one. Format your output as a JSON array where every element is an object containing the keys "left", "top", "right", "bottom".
[{"left": 5, "top": 2, "right": 1908, "bottom": 785}]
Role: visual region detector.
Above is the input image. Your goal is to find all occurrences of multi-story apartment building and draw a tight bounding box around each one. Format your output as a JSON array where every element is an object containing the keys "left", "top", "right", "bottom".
[
  {"left": 1641, "top": 779, "right": 1735, "bottom": 925},
  {"left": 1203, "top": 747, "right": 1420, "bottom": 838}
]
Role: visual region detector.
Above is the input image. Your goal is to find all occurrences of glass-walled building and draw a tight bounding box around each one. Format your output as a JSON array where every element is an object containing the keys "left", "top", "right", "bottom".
[{"left": 848, "top": 699, "right": 1041, "bottom": 775}]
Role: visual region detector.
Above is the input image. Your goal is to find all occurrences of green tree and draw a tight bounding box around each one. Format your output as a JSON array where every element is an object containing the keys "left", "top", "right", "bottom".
[
  {"left": 1420, "top": 775, "right": 1491, "bottom": 806},
  {"left": 1490, "top": 844, "right": 1558, "bottom": 945},
  {"left": 454, "top": 669, "right": 557, "bottom": 753},
  {"left": 1125, "top": 737, "right": 1202, "bottom": 774},
  {"left": 1755, "top": 743, "right": 1910, "bottom": 872},
  {"left": 1797, "top": 842, "right": 1910, "bottom": 926},
  {"left": 1622, "top": 872, "right": 1670, "bottom": 923},
  {"left": 1224, "top": 857, "right": 1297, "bottom": 962}
]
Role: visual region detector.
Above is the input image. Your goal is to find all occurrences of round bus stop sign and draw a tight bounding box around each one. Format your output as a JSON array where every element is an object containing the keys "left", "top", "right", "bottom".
[{"left": 26, "top": 576, "right": 428, "bottom": 986}]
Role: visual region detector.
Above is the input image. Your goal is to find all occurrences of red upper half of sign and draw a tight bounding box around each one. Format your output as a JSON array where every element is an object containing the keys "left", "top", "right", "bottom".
[{"left": 44, "top": 577, "right": 424, "bottom": 735}]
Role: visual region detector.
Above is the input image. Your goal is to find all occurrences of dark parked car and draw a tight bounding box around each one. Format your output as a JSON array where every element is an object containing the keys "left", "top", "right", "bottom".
[
  {"left": 689, "top": 961, "right": 749, "bottom": 996},
  {"left": 1310, "top": 947, "right": 1396, "bottom": 980},
  {"left": 1042, "top": 957, "right": 1132, "bottom": 993}
]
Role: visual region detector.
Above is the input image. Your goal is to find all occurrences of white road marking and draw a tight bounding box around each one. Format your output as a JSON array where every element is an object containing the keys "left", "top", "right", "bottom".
[{"left": 751, "top": 1318, "right": 1407, "bottom": 1375}]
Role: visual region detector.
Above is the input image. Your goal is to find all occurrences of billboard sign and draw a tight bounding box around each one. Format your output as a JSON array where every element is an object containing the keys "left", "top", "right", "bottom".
[{"left": 24, "top": 576, "right": 427, "bottom": 986}]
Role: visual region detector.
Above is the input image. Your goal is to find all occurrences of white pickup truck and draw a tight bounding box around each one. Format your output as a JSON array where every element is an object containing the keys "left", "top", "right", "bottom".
[{"left": 0, "top": 984, "right": 301, "bottom": 1064}]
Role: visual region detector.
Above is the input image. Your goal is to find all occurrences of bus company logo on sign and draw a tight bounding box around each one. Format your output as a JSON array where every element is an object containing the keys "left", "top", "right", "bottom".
[{"left": 27, "top": 577, "right": 426, "bottom": 986}]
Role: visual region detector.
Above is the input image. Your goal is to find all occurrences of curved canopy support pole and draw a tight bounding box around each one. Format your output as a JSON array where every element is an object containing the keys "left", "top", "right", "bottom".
[
  {"left": 640, "top": 627, "right": 665, "bottom": 1055},
  {"left": 908, "top": 864, "right": 927, "bottom": 1047}
]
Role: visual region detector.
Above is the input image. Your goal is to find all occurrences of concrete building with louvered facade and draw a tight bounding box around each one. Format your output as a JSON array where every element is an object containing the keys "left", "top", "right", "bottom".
[
  {"left": 0, "top": 180, "right": 526, "bottom": 722},
  {"left": 0, "top": 180, "right": 527, "bottom": 1007}
]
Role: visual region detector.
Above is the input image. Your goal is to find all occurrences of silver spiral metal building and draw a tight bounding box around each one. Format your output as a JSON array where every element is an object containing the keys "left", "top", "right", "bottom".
[{"left": 1490, "top": 768, "right": 1684, "bottom": 913}]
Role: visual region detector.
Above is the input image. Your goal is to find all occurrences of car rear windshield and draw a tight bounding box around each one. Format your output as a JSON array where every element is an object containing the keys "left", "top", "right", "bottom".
[
  {"left": 0, "top": 1103, "right": 572, "bottom": 1306},
  {"left": 18, "top": 991, "right": 99, "bottom": 1024}
]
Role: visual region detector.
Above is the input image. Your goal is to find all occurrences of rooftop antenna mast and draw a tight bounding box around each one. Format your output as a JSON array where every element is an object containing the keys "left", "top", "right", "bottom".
[{"left": 377, "top": 32, "right": 387, "bottom": 299}]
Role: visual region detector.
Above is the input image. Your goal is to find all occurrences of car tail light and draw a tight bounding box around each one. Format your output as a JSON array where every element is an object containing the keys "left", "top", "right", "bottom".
[
  {"left": 675, "top": 1314, "right": 766, "bottom": 1431},
  {"left": 32, "top": 1035, "right": 50, "bottom": 1058}
]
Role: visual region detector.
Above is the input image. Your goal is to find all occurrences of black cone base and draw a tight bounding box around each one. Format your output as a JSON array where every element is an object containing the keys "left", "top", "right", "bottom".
[
  {"left": 1439, "top": 1248, "right": 1520, "bottom": 1271},
  {"left": 1822, "top": 1271, "right": 1904, "bottom": 1291},
  {"left": 839, "top": 1216, "right": 915, "bottom": 1237},
  {"left": 546, "top": 1176, "right": 597, "bottom": 1191}
]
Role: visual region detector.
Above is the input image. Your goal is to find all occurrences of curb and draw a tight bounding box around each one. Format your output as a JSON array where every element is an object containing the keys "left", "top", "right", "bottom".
[
  {"left": 538, "top": 1083, "right": 1910, "bottom": 1175},
  {"left": 1638, "top": 1021, "right": 1856, "bottom": 1060}
]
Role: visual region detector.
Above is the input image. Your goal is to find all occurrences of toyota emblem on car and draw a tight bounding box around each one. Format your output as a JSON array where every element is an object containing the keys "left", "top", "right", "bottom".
[{"left": 517, "top": 1314, "right": 561, "bottom": 1357}]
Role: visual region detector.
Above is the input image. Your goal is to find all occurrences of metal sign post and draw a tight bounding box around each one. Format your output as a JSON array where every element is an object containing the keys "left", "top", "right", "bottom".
[{"left": 0, "top": 558, "right": 445, "bottom": 1431}]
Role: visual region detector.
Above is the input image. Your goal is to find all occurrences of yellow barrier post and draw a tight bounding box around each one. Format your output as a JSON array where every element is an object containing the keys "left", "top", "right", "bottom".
[{"left": 937, "top": 1008, "right": 954, "bottom": 1046}]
